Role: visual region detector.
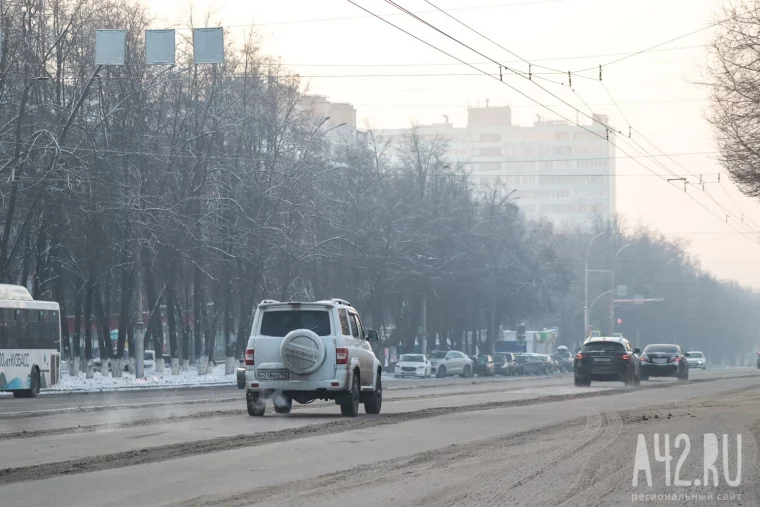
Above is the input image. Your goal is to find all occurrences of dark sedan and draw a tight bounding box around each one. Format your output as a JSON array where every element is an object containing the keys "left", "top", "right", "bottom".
[
  {"left": 514, "top": 354, "right": 550, "bottom": 375},
  {"left": 473, "top": 355, "right": 496, "bottom": 376},
  {"left": 640, "top": 344, "right": 689, "bottom": 381},
  {"left": 494, "top": 353, "right": 515, "bottom": 375},
  {"left": 574, "top": 336, "right": 641, "bottom": 386}
]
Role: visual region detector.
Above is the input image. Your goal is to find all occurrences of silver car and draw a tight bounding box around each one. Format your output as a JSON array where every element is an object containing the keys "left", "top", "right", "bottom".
[
  {"left": 686, "top": 351, "right": 707, "bottom": 370},
  {"left": 428, "top": 350, "right": 473, "bottom": 378}
]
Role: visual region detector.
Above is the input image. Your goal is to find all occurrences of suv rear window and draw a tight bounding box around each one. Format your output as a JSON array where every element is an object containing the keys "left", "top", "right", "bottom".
[
  {"left": 260, "top": 310, "right": 331, "bottom": 337},
  {"left": 582, "top": 342, "right": 625, "bottom": 352}
]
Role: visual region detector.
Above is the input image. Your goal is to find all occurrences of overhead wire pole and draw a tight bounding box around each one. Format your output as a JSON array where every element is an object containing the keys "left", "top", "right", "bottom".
[
  {"left": 584, "top": 232, "right": 607, "bottom": 339},
  {"left": 610, "top": 243, "right": 634, "bottom": 334}
]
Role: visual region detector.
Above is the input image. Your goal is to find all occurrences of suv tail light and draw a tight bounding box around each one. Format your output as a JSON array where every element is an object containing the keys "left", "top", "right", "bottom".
[
  {"left": 622, "top": 354, "right": 630, "bottom": 360},
  {"left": 575, "top": 353, "right": 583, "bottom": 360},
  {"left": 669, "top": 356, "right": 680, "bottom": 363},
  {"left": 336, "top": 347, "right": 348, "bottom": 364},
  {"left": 245, "top": 348, "right": 254, "bottom": 366},
  {"left": 640, "top": 356, "right": 649, "bottom": 362}
]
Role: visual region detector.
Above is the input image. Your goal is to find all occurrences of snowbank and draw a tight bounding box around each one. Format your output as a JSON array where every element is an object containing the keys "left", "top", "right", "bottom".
[{"left": 51, "top": 364, "right": 236, "bottom": 392}]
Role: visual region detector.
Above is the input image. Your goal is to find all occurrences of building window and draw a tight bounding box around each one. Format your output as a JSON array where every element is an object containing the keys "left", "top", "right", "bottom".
[{"left": 475, "top": 147, "right": 501, "bottom": 157}]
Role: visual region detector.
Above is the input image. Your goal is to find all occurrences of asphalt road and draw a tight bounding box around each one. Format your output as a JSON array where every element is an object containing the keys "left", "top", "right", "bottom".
[{"left": 0, "top": 367, "right": 758, "bottom": 506}]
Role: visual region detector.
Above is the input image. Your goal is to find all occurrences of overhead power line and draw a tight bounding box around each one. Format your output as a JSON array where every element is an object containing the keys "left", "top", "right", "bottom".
[
  {"left": 347, "top": 0, "right": 760, "bottom": 248},
  {"left": 272, "top": 45, "right": 706, "bottom": 68}
]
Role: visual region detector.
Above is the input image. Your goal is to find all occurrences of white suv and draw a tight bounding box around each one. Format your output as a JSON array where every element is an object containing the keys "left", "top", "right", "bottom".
[{"left": 244, "top": 298, "right": 383, "bottom": 417}]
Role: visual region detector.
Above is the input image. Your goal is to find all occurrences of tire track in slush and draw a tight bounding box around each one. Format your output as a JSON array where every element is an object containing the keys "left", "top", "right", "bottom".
[
  {"left": 173, "top": 414, "right": 599, "bottom": 507},
  {"left": 419, "top": 408, "right": 603, "bottom": 507}
]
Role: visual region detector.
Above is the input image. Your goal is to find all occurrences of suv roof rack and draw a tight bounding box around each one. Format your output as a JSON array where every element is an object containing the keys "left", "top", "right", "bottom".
[
  {"left": 331, "top": 298, "right": 352, "bottom": 307},
  {"left": 260, "top": 299, "right": 281, "bottom": 305}
]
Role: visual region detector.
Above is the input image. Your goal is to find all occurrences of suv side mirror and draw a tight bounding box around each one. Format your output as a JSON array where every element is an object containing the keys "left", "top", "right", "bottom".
[
  {"left": 367, "top": 329, "right": 379, "bottom": 341},
  {"left": 634, "top": 348, "right": 641, "bottom": 355},
  {"left": 684, "top": 352, "right": 690, "bottom": 357}
]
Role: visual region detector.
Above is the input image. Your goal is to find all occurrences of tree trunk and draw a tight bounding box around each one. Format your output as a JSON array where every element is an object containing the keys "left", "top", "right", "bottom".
[
  {"left": 175, "top": 300, "right": 191, "bottom": 372},
  {"left": 84, "top": 273, "right": 95, "bottom": 378},
  {"left": 70, "top": 281, "right": 82, "bottom": 376},
  {"left": 114, "top": 264, "right": 134, "bottom": 378},
  {"left": 94, "top": 285, "right": 112, "bottom": 376},
  {"left": 166, "top": 268, "right": 180, "bottom": 375},
  {"left": 235, "top": 287, "right": 253, "bottom": 361},
  {"left": 33, "top": 216, "right": 48, "bottom": 299},
  {"left": 193, "top": 265, "right": 203, "bottom": 369},
  {"left": 144, "top": 261, "right": 164, "bottom": 374}
]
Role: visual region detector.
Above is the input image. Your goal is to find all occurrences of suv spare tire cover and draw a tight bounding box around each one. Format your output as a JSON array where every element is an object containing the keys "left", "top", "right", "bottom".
[{"left": 280, "top": 329, "right": 327, "bottom": 375}]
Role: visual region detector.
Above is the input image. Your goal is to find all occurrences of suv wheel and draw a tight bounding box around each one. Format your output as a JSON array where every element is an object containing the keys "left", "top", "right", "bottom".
[
  {"left": 461, "top": 365, "right": 471, "bottom": 378},
  {"left": 247, "top": 394, "right": 266, "bottom": 417},
  {"left": 364, "top": 373, "right": 382, "bottom": 414},
  {"left": 436, "top": 366, "right": 446, "bottom": 378},
  {"left": 574, "top": 374, "right": 590, "bottom": 387},
  {"left": 340, "top": 372, "right": 360, "bottom": 417},
  {"left": 273, "top": 395, "right": 293, "bottom": 414}
]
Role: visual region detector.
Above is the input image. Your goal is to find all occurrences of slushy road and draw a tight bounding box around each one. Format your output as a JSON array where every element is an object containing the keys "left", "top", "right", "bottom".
[{"left": 0, "top": 367, "right": 757, "bottom": 506}]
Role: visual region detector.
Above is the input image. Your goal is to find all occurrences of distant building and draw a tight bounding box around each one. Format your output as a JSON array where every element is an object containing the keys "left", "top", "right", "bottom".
[
  {"left": 299, "top": 94, "right": 357, "bottom": 148},
  {"left": 381, "top": 105, "right": 616, "bottom": 228}
]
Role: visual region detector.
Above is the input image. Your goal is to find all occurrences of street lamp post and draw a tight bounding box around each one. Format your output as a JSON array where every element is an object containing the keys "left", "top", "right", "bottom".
[
  {"left": 584, "top": 232, "right": 607, "bottom": 339},
  {"left": 610, "top": 243, "right": 635, "bottom": 334}
]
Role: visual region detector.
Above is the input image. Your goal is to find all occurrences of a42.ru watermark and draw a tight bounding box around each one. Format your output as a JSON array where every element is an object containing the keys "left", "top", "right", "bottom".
[{"left": 632, "top": 433, "right": 742, "bottom": 488}]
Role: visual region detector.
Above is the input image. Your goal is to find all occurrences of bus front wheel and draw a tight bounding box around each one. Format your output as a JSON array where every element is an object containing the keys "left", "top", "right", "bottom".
[{"left": 13, "top": 368, "right": 40, "bottom": 398}]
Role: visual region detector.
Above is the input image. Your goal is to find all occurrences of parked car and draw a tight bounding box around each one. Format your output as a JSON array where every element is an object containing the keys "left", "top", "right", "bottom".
[
  {"left": 237, "top": 356, "right": 246, "bottom": 389},
  {"left": 640, "top": 344, "right": 689, "bottom": 381},
  {"left": 394, "top": 354, "right": 432, "bottom": 378},
  {"left": 514, "top": 354, "right": 550, "bottom": 375},
  {"left": 574, "top": 336, "right": 641, "bottom": 386},
  {"left": 244, "top": 298, "right": 382, "bottom": 417},
  {"left": 473, "top": 354, "right": 496, "bottom": 376},
  {"left": 757, "top": 351, "right": 760, "bottom": 369},
  {"left": 428, "top": 350, "right": 473, "bottom": 378},
  {"left": 535, "top": 354, "right": 556, "bottom": 373},
  {"left": 685, "top": 351, "right": 707, "bottom": 370},
  {"left": 493, "top": 353, "right": 515, "bottom": 375},
  {"left": 551, "top": 353, "right": 573, "bottom": 373}
]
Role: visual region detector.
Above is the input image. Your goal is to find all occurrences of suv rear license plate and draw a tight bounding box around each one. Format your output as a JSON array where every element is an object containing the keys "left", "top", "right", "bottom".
[
  {"left": 654, "top": 358, "right": 668, "bottom": 364},
  {"left": 258, "top": 371, "right": 290, "bottom": 380},
  {"left": 593, "top": 357, "right": 611, "bottom": 362}
]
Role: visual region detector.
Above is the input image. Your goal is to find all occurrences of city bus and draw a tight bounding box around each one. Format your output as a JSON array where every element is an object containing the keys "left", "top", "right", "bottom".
[{"left": 0, "top": 284, "right": 61, "bottom": 397}]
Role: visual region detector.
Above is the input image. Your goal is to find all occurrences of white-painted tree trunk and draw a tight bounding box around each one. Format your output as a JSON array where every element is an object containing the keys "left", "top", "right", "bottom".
[
  {"left": 128, "top": 357, "right": 136, "bottom": 375},
  {"left": 197, "top": 359, "right": 206, "bottom": 375},
  {"left": 86, "top": 360, "right": 94, "bottom": 379},
  {"left": 101, "top": 359, "right": 110, "bottom": 377},
  {"left": 112, "top": 358, "right": 122, "bottom": 378},
  {"left": 171, "top": 358, "right": 180, "bottom": 375},
  {"left": 154, "top": 358, "right": 164, "bottom": 377},
  {"left": 224, "top": 356, "right": 235, "bottom": 375},
  {"left": 69, "top": 358, "right": 78, "bottom": 377},
  {"left": 182, "top": 359, "right": 190, "bottom": 372}
]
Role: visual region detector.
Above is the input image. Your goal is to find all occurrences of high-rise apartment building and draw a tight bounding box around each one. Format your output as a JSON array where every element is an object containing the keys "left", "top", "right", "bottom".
[{"left": 382, "top": 105, "right": 616, "bottom": 228}]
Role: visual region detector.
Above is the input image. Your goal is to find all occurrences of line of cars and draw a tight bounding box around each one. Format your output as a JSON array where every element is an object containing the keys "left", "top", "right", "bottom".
[
  {"left": 573, "top": 335, "right": 704, "bottom": 387},
  {"left": 392, "top": 350, "right": 573, "bottom": 379}
]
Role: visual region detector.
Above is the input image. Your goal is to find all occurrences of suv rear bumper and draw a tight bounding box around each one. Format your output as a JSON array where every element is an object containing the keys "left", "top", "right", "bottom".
[{"left": 245, "top": 370, "right": 351, "bottom": 393}]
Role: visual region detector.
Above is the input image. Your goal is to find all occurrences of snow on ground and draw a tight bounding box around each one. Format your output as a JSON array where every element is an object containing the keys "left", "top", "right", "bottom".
[{"left": 51, "top": 364, "right": 236, "bottom": 392}]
